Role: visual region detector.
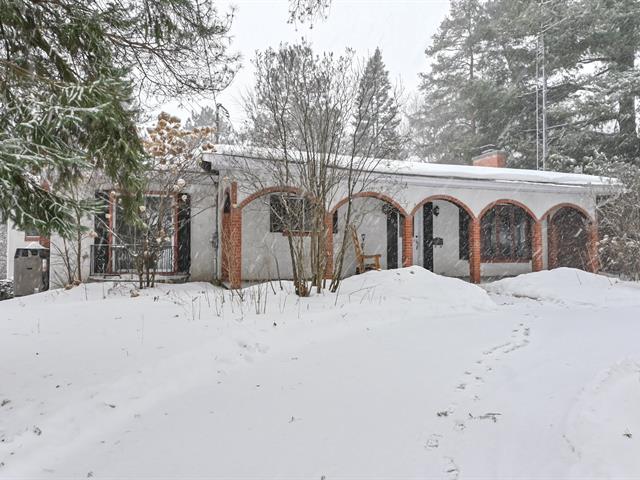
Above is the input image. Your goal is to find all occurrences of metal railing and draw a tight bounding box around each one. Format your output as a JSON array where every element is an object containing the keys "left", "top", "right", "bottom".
[{"left": 90, "top": 244, "right": 177, "bottom": 276}]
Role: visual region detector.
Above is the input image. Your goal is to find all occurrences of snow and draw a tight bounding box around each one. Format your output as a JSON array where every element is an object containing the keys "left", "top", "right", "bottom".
[
  {"left": 485, "top": 267, "right": 640, "bottom": 307},
  {"left": 1, "top": 267, "right": 640, "bottom": 478},
  {"left": 208, "top": 145, "right": 618, "bottom": 187}
]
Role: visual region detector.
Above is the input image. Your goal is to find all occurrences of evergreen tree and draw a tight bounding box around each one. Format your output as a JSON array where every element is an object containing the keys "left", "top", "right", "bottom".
[
  {"left": 412, "top": 0, "right": 640, "bottom": 169},
  {"left": 410, "top": 0, "right": 496, "bottom": 164},
  {"left": 0, "top": 0, "right": 238, "bottom": 236},
  {"left": 185, "top": 104, "right": 236, "bottom": 144},
  {"left": 354, "top": 48, "right": 402, "bottom": 159}
]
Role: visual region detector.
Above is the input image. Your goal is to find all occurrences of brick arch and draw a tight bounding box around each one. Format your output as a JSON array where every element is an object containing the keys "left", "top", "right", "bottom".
[
  {"left": 330, "top": 191, "right": 412, "bottom": 268},
  {"left": 478, "top": 199, "right": 538, "bottom": 222},
  {"left": 543, "top": 203, "right": 598, "bottom": 272},
  {"left": 238, "top": 186, "right": 304, "bottom": 210},
  {"left": 541, "top": 203, "right": 594, "bottom": 224},
  {"left": 410, "top": 194, "right": 476, "bottom": 219},
  {"left": 330, "top": 192, "right": 409, "bottom": 218}
]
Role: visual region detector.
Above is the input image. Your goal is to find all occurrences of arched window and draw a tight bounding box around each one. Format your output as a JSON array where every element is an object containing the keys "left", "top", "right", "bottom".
[{"left": 481, "top": 204, "right": 532, "bottom": 262}]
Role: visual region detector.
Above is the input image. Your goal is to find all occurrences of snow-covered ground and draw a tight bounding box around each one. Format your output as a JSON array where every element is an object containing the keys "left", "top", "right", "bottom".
[{"left": 1, "top": 267, "right": 640, "bottom": 479}]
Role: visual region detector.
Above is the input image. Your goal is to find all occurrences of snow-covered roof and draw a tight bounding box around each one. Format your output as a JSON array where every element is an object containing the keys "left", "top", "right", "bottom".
[{"left": 206, "top": 144, "right": 616, "bottom": 188}]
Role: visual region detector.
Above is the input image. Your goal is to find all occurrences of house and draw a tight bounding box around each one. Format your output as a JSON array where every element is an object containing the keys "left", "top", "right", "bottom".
[
  {"left": 206, "top": 147, "right": 616, "bottom": 289},
  {"left": 4, "top": 147, "right": 618, "bottom": 292}
]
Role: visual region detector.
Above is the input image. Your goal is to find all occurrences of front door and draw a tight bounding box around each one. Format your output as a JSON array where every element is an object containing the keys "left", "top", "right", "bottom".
[
  {"left": 386, "top": 206, "right": 399, "bottom": 269},
  {"left": 423, "top": 202, "right": 434, "bottom": 271}
]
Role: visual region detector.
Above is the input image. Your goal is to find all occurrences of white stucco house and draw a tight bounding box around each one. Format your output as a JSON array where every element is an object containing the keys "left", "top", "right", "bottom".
[
  {"left": 208, "top": 147, "right": 615, "bottom": 289},
  {"left": 3, "top": 147, "right": 617, "bottom": 293}
]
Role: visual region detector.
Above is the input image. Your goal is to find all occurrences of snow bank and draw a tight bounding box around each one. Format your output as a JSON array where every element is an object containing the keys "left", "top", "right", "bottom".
[
  {"left": 484, "top": 267, "right": 640, "bottom": 307},
  {"left": 335, "top": 266, "right": 495, "bottom": 314}
]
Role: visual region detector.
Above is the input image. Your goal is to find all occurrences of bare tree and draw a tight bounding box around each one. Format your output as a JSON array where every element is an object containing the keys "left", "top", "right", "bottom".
[{"left": 237, "top": 42, "right": 403, "bottom": 296}]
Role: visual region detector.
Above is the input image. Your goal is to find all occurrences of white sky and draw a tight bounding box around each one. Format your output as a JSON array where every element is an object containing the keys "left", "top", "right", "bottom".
[{"left": 165, "top": 0, "right": 451, "bottom": 127}]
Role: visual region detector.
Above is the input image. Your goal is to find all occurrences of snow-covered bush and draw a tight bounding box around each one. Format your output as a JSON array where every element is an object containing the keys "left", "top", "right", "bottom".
[{"left": 0, "top": 279, "right": 14, "bottom": 300}]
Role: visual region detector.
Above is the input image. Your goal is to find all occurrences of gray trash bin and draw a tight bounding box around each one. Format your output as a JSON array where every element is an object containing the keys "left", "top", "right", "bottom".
[{"left": 14, "top": 247, "right": 49, "bottom": 297}]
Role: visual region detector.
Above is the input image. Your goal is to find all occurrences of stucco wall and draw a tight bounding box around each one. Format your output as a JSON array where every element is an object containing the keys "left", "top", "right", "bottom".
[
  {"left": 333, "top": 197, "right": 401, "bottom": 278},
  {"left": 241, "top": 197, "right": 306, "bottom": 280}
]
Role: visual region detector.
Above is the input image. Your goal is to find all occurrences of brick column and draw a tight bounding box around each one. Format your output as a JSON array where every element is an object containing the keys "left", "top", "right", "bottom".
[
  {"left": 469, "top": 217, "right": 481, "bottom": 284},
  {"left": 587, "top": 222, "right": 600, "bottom": 273},
  {"left": 324, "top": 213, "right": 333, "bottom": 279},
  {"left": 402, "top": 215, "right": 413, "bottom": 267},
  {"left": 221, "top": 182, "right": 242, "bottom": 289},
  {"left": 532, "top": 220, "right": 544, "bottom": 272},
  {"left": 228, "top": 206, "right": 242, "bottom": 289}
]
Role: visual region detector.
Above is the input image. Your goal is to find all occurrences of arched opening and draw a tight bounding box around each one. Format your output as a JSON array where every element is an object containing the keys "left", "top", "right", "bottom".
[
  {"left": 410, "top": 196, "right": 475, "bottom": 278},
  {"left": 237, "top": 186, "right": 312, "bottom": 282},
  {"left": 547, "top": 206, "right": 591, "bottom": 271},
  {"left": 479, "top": 201, "right": 537, "bottom": 278},
  {"left": 331, "top": 192, "right": 410, "bottom": 276}
]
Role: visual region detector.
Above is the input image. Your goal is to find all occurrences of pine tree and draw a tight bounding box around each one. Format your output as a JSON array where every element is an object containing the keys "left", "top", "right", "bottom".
[
  {"left": 185, "top": 104, "right": 236, "bottom": 144},
  {"left": 0, "top": 0, "right": 238, "bottom": 237},
  {"left": 411, "top": 0, "right": 640, "bottom": 168},
  {"left": 410, "top": 0, "right": 497, "bottom": 164},
  {"left": 353, "top": 48, "right": 402, "bottom": 159}
]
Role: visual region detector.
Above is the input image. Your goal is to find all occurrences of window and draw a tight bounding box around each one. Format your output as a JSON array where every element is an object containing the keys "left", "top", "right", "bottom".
[
  {"left": 481, "top": 205, "right": 531, "bottom": 262},
  {"left": 458, "top": 208, "right": 470, "bottom": 260},
  {"left": 24, "top": 226, "right": 40, "bottom": 239},
  {"left": 270, "top": 195, "right": 312, "bottom": 233},
  {"left": 332, "top": 210, "right": 338, "bottom": 234},
  {"left": 114, "top": 195, "right": 175, "bottom": 245}
]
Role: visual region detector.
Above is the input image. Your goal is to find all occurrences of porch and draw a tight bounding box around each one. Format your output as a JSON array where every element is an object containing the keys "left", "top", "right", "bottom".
[{"left": 208, "top": 148, "right": 613, "bottom": 289}]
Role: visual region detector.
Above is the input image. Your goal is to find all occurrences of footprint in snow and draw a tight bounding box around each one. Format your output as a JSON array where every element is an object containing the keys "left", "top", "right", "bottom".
[{"left": 425, "top": 433, "right": 442, "bottom": 449}]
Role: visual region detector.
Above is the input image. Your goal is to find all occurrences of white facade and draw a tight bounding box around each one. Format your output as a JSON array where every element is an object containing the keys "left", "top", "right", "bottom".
[
  {"left": 2, "top": 148, "right": 618, "bottom": 293},
  {"left": 208, "top": 148, "right": 616, "bottom": 285}
]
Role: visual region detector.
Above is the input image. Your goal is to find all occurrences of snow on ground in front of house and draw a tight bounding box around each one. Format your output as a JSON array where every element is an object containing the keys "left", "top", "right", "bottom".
[
  {"left": 485, "top": 267, "right": 640, "bottom": 307},
  {"left": 1, "top": 267, "right": 640, "bottom": 479}
]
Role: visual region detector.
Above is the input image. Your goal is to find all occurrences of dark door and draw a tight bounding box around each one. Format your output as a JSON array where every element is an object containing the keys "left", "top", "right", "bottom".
[
  {"left": 385, "top": 206, "right": 399, "bottom": 269},
  {"left": 423, "top": 202, "right": 434, "bottom": 271}
]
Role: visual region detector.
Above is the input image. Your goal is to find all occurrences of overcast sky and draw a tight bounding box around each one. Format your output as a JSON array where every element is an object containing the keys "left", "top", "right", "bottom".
[{"left": 167, "top": 0, "right": 451, "bottom": 126}]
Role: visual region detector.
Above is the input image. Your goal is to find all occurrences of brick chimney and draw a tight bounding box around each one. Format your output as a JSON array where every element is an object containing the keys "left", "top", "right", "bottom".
[{"left": 472, "top": 149, "right": 507, "bottom": 168}]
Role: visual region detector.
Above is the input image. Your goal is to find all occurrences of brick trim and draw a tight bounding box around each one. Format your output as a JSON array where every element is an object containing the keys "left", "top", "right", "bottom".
[
  {"left": 402, "top": 216, "right": 413, "bottom": 267},
  {"left": 228, "top": 205, "right": 242, "bottom": 288},
  {"left": 469, "top": 218, "right": 481, "bottom": 283},
  {"left": 330, "top": 192, "right": 409, "bottom": 218},
  {"left": 532, "top": 220, "right": 544, "bottom": 272},
  {"left": 540, "top": 203, "right": 594, "bottom": 224},
  {"left": 238, "top": 186, "right": 302, "bottom": 211},
  {"left": 478, "top": 199, "right": 538, "bottom": 222},
  {"left": 546, "top": 205, "right": 596, "bottom": 273},
  {"left": 409, "top": 195, "right": 476, "bottom": 219}
]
